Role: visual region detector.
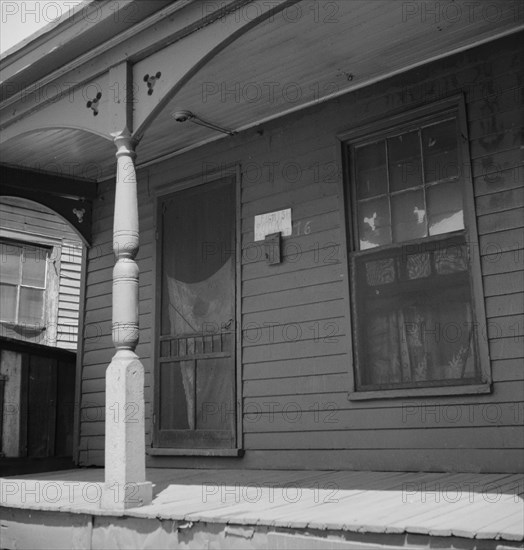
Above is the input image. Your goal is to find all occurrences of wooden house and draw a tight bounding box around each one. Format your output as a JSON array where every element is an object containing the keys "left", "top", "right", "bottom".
[
  {"left": 0, "top": 196, "right": 84, "bottom": 472},
  {"left": 0, "top": 1, "right": 523, "bottom": 548}
]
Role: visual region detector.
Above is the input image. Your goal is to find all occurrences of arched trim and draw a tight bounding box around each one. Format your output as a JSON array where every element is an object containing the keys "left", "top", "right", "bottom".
[
  {"left": 134, "top": 0, "right": 299, "bottom": 141},
  {"left": 0, "top": 165, "right": 96, "bottom": 245}
]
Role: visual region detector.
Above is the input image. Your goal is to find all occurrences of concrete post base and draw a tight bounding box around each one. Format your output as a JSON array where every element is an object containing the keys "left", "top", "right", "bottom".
[{"left": 101, "top": 350, "right": 152, "bottom": 510}]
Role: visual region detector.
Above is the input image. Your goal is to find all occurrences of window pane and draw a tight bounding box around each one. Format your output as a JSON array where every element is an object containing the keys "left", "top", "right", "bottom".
[
  {"left": 355, "top": 141, "right": 387, "bottom": 199},
  {"left": 427, "top": 181, "right": 464, "bottom": 235},
  {"left": 391, "top": 190, "right": 426, "bottom": 242},
  {"left": 196, "top": 357, "right": 235, "bottom": 431},
  {"left": 0, "top": 243, "right": 21, "bottom": 284},
  {"left": 0, "top": 283, "right": 17, "bottom": 321},
  {"left": 358, "top": 197, "right": 391, "bottom": 249},
  {"left": 159, "top": 362, "right": 193, "bottom": 430},
  {"left": 358, "top": 274, "right": 477, "bottom": 387},
  {"left": 18, "top": 287, "right": 44, "bottom": 324},
  {"left": 161, "top": 178, "right": 235, "bottom": 336},
  {"left": 422, "top": 119, "right": 458, "bottom": 183},
  {"left": 388, "top": 131, "right": 422, "bottom": 191},
  {"left": 365, "top": 258, "right": 395, "bottom": 286},
  {"left": 435, "top": 244, "right": 468, "bottom": 274},
  {"left": 406, "top": 252, "right": 431, "bottom": 279},
  {"left": 21, "top": 248, "right": 47, "bottom": 287}
]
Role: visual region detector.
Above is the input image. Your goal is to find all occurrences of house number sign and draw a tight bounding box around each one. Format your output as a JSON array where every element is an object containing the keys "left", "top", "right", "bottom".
[{"left": 254, "top": 208, "right": 292, "bottom": 241}]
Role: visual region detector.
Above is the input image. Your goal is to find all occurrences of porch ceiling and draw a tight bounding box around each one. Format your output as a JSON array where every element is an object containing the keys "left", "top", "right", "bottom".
[
  {"left": 136, "top": 0, "right": 523, "bottom": 168},
  {"left": 0, "top": 128, "right": 114, "bottom": 181},
  {"left": 0, "top": 0, "right": 522, "bottom": 181}
]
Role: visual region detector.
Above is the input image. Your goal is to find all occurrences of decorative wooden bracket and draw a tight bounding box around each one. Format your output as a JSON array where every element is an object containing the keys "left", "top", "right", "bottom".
[
  {"left": 86, "top": 92, "right": 102, "bottom": 116},
  {"left": 72, "top": 208, "right": 85, "bottom": 223},
  {"left": 143, "top": 72, "right": 162, "bottom": 95}
]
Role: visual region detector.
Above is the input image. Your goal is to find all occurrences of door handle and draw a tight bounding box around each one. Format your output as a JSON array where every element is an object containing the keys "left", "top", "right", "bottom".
[{"left": 224, "top": 318, "right": 233, "bottom": 329}]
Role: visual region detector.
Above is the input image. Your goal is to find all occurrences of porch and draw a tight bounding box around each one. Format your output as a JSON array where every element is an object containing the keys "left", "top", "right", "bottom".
[{"left": 1, "top": 468, "right": 523, "bottom": 549}]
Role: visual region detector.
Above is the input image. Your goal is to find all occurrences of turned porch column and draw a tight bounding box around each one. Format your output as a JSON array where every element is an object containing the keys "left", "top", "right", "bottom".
[{"left": 100, "top": 128, "right": 152, "bottom": 510}]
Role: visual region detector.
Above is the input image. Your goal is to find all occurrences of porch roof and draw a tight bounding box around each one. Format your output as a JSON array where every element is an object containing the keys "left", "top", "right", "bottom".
[
  {"left": 1, "top": 1, "right": 523, "bottom": 184},
  {"left": 1, "top": 468, "right": 523, "bottom": 545}
]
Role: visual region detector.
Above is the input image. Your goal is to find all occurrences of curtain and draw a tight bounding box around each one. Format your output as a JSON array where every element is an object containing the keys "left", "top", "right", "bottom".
[{"left": 363, "top": 299, "right": 475, "bottom": 387}]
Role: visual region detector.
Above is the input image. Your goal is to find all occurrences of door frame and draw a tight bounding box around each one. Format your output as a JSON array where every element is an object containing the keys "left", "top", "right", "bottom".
[{"left": 150, "top": 165, "right": 242, "bottom": 454}]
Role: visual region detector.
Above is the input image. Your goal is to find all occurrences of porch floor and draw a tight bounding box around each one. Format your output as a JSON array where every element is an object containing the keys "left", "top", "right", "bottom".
[{"left": 1, "top": 468, "right": 523, "bottom": 549}]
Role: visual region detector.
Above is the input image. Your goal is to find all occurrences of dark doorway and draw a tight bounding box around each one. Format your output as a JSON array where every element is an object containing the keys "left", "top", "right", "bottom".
[{"left": 154, "top": 176, "right": 237, "bottom": 449}]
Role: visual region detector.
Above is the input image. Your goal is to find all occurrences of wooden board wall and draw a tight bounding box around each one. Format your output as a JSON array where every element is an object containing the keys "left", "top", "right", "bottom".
[
  {"left": 0, "top": 198, "right": 83, "bottom": 350},
  {"left": 78, "top": 32, "right": 524, "bottom": 472}
]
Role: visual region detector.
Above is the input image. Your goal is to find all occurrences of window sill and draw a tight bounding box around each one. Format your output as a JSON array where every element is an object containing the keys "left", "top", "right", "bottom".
[
  {"left": 348, "top": 383, "right": 491, "bottom": 401},
  {"left": 147, "top": 447, "right": 244, "bottom": 457},
  {"left": 0, "top": 321, "right": 45, "bottom": 331},
  {"left": 0, "top": 322, "right": 46, "bottom": 337}
]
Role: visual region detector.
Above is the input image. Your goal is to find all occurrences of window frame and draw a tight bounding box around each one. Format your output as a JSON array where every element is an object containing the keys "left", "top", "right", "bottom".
[
  {"left": 339, "top": 95, "right": 492, "bottom": 400},
  {"left": 0, "top": 239, "right": 50, "bottom": 329}
]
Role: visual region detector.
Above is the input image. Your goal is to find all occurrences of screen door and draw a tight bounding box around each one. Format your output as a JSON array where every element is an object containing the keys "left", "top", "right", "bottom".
[{"left": 155, "top": 176, "right": 236, "bottom": 449}]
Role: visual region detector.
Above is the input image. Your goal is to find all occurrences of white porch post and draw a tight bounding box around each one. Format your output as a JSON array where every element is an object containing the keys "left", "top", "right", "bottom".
[{"left": 100, "top": 128, "right": 152, "bottom": 510}]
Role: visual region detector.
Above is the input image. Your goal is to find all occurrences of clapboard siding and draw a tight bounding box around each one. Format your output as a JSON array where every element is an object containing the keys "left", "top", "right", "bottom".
[
  {"left": 0, "top": 198, "right": 83, "bottom": 350},
  {"left": 243, "top": 355, "right": 351, "bottom": 381},
  {"left": 484, "top": 272, "right": 524, "bottom": 296},
  {"left": 486, "top": 294, "right": 524, "bottom": 318},
  {"left": 470, "top": 128, "right": 523, "bottom": 160},
  {"left": 80, "top": 448, "right": 524, "bottom": 472},
  {"left": 56, "top": 239, "right": 83, "bottom": 349},
  {"left": 241, "top": 196, "right": 339, "bottom": 233},
  {"left": 493, "top": 358, "right": 524, "bottom": 381},
  {"left": 471, "top": 149, "right": 523, "bottom": 182},
  {"left": 0, "top": 202, "right": 71, "bottom": 236},
  {"left": 481, "top": 249, "right": 523, "bottom": 275},
  {"left": 478, "top": 206, "right": 523, "bottom": 234},
  {"left": 486, "top": 316, "right": 524, "bottom": 344},
  {"left": 77, "top": 32, "right": 524, "bottom": 472},
  {"left": 243, "top": 317, "right": 347, "bottom": 348},
  {"left": 243, "top": 381, "right": 524, "bottom": 412},
  {"left": 474, "top": 170, "right": 523, "bottom": 199},
  {"left": 476, "top": 189, "right": 524, "bottom": 217},
  {"left": 479, "top": 229, "right": 523, "bottom": 255},
  {"left": 82, "top": 378, "right": 106, "bottom": 394},
  {"left": 244, "top": 427, "right": 524, "bottom": 450},
  {"left": 243, "top": 263, "right": 343, "bottom": 296},
  {"left": 243, "top": 281, "right": 343, "bottom": 314},
  {"left": 243, "top": 247, "right": 343, "bottom": 280},
  {"left": 240, "top": 405, "right": 524, "bottom": 435}
]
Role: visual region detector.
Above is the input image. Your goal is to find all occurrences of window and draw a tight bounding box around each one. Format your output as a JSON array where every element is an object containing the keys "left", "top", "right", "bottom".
[
  {"left": 0, "top": 241, "right": 48, "bottom": 327},
  {"left": 345, "top": 99, "right": 490, "bottom": 396}
]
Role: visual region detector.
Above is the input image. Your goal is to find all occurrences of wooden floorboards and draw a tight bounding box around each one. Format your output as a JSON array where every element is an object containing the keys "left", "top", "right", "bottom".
[{"left": 1, "top": 468, "right": 522, "bottom": 543}]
